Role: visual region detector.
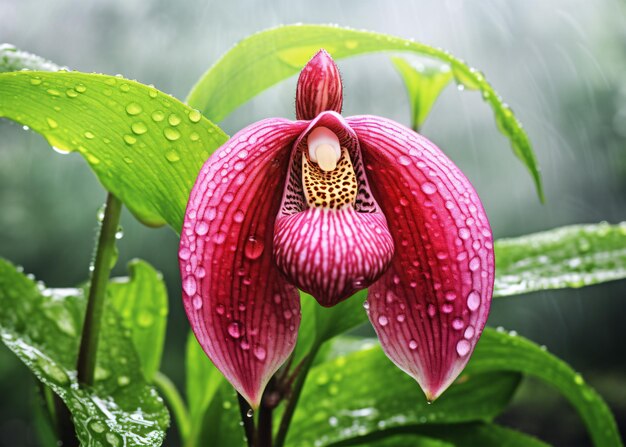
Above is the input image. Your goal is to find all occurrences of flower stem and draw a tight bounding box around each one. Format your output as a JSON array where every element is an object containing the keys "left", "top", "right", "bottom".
[
  {"left": 77, "top": 193, "right": 122, "bottom": 385},
  {"left": 238, "top": 392, "right": 255, "bottom": 447},
  {"left": 274, "top": 342, "right": 322, "bottom": 447},
  {"left": 153, "top": 371, "right": 190, "bottom": 442}
]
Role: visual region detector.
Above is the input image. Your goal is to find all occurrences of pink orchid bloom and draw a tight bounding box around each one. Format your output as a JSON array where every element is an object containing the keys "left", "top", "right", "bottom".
[{"left": 179, "top": 50, "right": 494, "bottom": 408}]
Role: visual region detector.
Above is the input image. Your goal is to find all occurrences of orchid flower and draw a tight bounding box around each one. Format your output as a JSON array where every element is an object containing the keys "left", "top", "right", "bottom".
[{"left": 179, "top": 50, "right": 494, "bottom": 408}]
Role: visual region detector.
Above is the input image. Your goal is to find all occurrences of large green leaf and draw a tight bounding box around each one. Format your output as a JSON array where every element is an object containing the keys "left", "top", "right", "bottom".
[
  {"left": 331, "top": 423, "right": 549, "bottom": 447},
  {"left": 0, "top": 44, "right": 61, "bottom": 72},
  {"left": 494, "top": 221, "right": 626, "bottom": 296},
  {"left": 0, "top": 258, "right": 169, "bottom": 446},
  {"left": 287, "top": 345, "right": 522, "bottom": 446},
  {"left": 469, "top": 328, "right": 622, "bottom": 447},
  {"left": 185, "top": 331, "right": 225, "bottom": 447},
  {"left": 187, "top": 24, "right": 543, "bottom": 201},
  {"left": 391, "top": 57, "right": 453, "bottom": 132},
  {"left": 108, "top": 259, "right": 168, "bottom": 381},
  {"left": 0, "top": 71, "right": 228, "bottom": 230}
]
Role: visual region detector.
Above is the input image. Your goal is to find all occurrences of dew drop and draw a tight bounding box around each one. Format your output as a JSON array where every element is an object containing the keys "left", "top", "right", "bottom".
[
  {"left": 441, "top": 303, "right": 454, "bottom": 314},
  {"left": 396, "top": 313, "right": 406, "bottom": 322},
  {"left": 398, "top": 155, "right": 411, "bottom": 166},
  {"left": 214, "top": 232, "right": 226, "bottom": 244},
  {"left": 377, "top": 315, "right": 389, "bottom": 326},
  {"left": 362, "top": 300, "right": 370, "bottom": 310},
  {"left": 216, "top": 304, "right": 225, "bottom": 315},
  {"left": 65, "top": 89, "right": 78, "bottom": 98},
  {"left": 444, "top": 291, "right": 457, "bottom": 301},
  {"left": 183, "top": 276, "right": 197, "bottom": 295},
  {"left": 458, "top": 227, "right": 470, "bottom": 240},
  {"left": 421, "top": 182, "right": 437, "bottom": 195},
  {"left": 46, "top": 117, "right": 58, "bottom": 129},
  {"left": 427, "top": 304, "right": 437, "bottom": 317},
  {"left": 123, "top": 134, "right": 136, "bottom": 145},
  {"left": 165, "top": 150, "right": 180, "bottom": 162},
  {"left": 464, "top": 325, "right": 475, "bottom": 339},
  {"left": 227, "top": 321, "right": 243, "bottom": 339},
  {"left": 456, "top": 339, "right": 471, "bottom": 356},
  {"left": 195, "top": 221, "right": 209, "bottom": 236},
  {"left": 189, "top": 109, "right": 202, "bottom": 123},
  {"left": 131, "top": 121, "right": 148, "bottom": 135},
  {"left": 193, "top": 296, "right": 203, "bottom": 310},
  {"left": 168, "top": 113, "right": 182, "bottom": 126},
  {"left": 244, "top": 236, "right": 264, "bottom": 260},
  {"left": 452, "top": 318, "right": 464, "bottom": 330},
  {"left": 164, "top": 127, "right": 181, "bottom": 141},
  {"left": 84, "top": 131, "right": 95, "bottom": 139},
  {"left": 409, "top": 339, "right": 418, "bottom": 350},
  {"left": 246, "top": 409, "right": 254, "bottom": 417},
  {"left": 233, "top": 210, "right": 245, "bottom": 223},
  {"left": 125, "top": 102, "right": 142, "bottom": 116},
  {"left": 151, "top": 110, "right": 165, "bottom": 122},
  {"left": 469, "top": 257, "right": 480, "bottom": 271},
  {"left": 254, "top": 345, "right": 267, "bottom": 361},
  {"left": 467, "top": 291, "right": 480, "bottom": 311}
]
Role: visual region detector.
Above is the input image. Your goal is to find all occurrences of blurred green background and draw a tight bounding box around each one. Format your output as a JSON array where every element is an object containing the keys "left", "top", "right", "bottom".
[{"left": 1, "top": 0, "right": 625, "bottom": 445}]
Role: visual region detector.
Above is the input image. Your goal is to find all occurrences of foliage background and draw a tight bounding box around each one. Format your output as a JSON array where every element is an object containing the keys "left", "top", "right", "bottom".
[{"left": 0, "top": 0, "right": 625, "bottom": 445}]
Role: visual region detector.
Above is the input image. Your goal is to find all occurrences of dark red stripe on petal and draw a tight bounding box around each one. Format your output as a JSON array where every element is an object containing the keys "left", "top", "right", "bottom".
[
  {"left": 296, "top": 49, "right": 343, "bottom": 120},
  {"left": 274, "top": 207, "right": 394, "bottom": 307},
  {"left": 347, "top": 115, "right": 494, "bottom": 401},
  {"left": 180, "top": 118, "right": 307, "bottom": 407}
]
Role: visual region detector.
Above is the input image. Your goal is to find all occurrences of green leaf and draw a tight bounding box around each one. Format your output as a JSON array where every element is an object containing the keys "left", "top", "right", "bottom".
[
  {"left": 185, "top": 331, "right": 225, "bottom": 446},
  {"left": 0, "top": 258, "right": 169, "bottom": 446},
  {"left": 0, "top": 44, "right": 61, "bottom": 72},
  {"left": 331, "top": 423, "right": 549, "bottom": 447},
  {"left": 391, "top": 57, "right": 453, "bottom": 132},
  {"left": 0, "top": 71, "right": 228, "bottom": 230},
  {"left": 187, "top": 24, "right": 543, "bottom": 201},
  {"left": 494, "top": 221, "right": 626, "bottom": 296},
  {"left": 287, "top": 345, "right": 521, "bottom": 446},
  {"left": 470, "top": 328, "right": 621, "bottom": 446},
  {"left": 108, "top": 259, "right": 168, "bottom": 381}
]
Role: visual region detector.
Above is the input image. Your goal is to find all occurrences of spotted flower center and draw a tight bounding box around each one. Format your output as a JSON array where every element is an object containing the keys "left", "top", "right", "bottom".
[{"left": 302, "top": 146, "right": 358, "bottom": 209}]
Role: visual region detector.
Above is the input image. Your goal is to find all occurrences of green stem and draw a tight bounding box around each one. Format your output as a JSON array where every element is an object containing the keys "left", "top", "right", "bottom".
[
  {"left": 153, "top": 371, "right": 191, "bottom": 442},
  {"left": 238, "top": 393, "right": 255, "bottom": 447},
  {"left": 77, "top": 193, "right": 122, "bottom": 385},
  {"left": 274, "top": 342, "right": 322, "bottom": 447}
]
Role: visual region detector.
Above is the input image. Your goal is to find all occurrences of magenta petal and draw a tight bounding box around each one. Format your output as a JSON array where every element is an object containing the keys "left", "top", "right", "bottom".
[
  {"left": 347, "top": 115, "right": 495, "bottom": 400},
  {"left": 296, "top": 49, "right": 343, "bottom": 120},
  {"left": 179, "top": 118, "right": 307, "bottom": 407}
]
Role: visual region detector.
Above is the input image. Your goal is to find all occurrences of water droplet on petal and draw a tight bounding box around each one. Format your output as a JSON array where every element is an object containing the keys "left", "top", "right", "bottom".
[
  {"left": 183, "top": 276, "right": 197, "bottom": 295},
  {"left": 216, "top": 304, "right": 225, "bottom": 315},
  {"left": 151, "top": 110, "right": 165, "bottom": 122},
  {"left": 456, "top": 339, "right": 471, "bottom": 356},
  {"left": 458, "top": 228, "right": 470, "bottom": 239},
  {"left": 409, "top": 339, "right": 418, "bottom": 350},
  {"left": 227, "top": 321, "right": 243, "bottom": 339},
  {"left": 464, "top": 325, "right": 475, "bottom": 339},
  {"left": 469, "top": 257, "right": 480, "bottom": 271},
  {"left": 246, "top": 409, "right": 254, "bottom": 417},
  {"left": 467, "top": 290, "right": 480, "bottom": 311},
  {"left": 421, "top": 182, "right": 437, "bottom": 195},
  {"left": 452, "top": 318, "right": 464, "bottom": 330},
  {"left": 165, "top": 150, "right": 180, "bottom": 162},
  {"left": 192, "top": 296, "right": 203, "bottom": 310},
  {"left": 254, "top": 345, "right": 267, "bottom": 361},
  {"left": 195, "top": 221, "right": 209, "bottom": 236},
  {"left": 244, "top": 236, "right": 264, "bottom": 260},
  {"left": 233, "top": 210, "right": 245, "bottom": 223},
  {"left": 377, "top": 315, "right": 389, "bottom": 326},
  {"left": 398, "top": 155, "right": 411, "bottom": 166}
]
